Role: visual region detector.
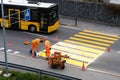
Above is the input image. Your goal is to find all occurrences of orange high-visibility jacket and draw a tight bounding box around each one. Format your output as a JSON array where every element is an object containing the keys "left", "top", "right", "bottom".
[
  {"left": 31, "top": 38, "right": 41, "bottom": 51},
  {"left": 44, "top": 40, "right": 51, "bottom": 50}
]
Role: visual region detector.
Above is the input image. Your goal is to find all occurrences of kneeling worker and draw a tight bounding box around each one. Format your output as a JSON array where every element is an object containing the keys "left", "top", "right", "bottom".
[{"left": 30, "top": 37, "right": 43, "bottom": 58}]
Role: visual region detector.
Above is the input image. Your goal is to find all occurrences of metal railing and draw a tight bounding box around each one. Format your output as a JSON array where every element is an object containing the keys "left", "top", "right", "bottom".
[{"left": 0, "top": 61, "right": 81, "bottom": 80}]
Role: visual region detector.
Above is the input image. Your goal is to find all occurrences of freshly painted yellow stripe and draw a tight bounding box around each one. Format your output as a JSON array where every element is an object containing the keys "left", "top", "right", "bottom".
[
  {"left": 51, "top": 49, "right": 95, "bottom": 61},
  {"left": 51, "top": 49, "right": 98, "bottom": 66},
  {"left": 52, "top": 45, "right": 95, "bottom": 62},
  {"left": 74, "top": 34, "right": 114, "bottom": 44},
  {"left": 38, "top": 51, "right": 88, "bottom": 67},
  {"left": 83, "top": 30, "right": 119, "bottom": 38},
  {"left": 51, "top": 49, "right": 99, "bottom": 58},
  {"left": 57, "top": 42, "right": 103, "bottom": 54},
  {"left": 52, "top": 50, "right": 93, "bottom": 62},
  {"left": 38, "top": 51, "right": 46, "bottom": 57},
  {"left": 70, "top": 37, "right": 111, "bottom": 47},
  {"left": 39, "top": 49, "right": 103, "bottom": 67},
  {"left": 64, "top": 58, "right": 88, "bottom": 67},
  {"left": 64, "top": 40, "right": 106, "bottom": 50},
  {"left": 79, "top": 32, "right": 118, "bottom": 41}
]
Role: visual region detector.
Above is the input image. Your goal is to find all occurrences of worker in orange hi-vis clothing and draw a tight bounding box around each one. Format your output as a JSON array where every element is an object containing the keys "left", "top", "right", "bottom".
[
  {"left": 30, "top": 37, "right": 43, "bottom": 58},
  {"left": 44, "top": 38, "right": 51, "bottom": 59}
]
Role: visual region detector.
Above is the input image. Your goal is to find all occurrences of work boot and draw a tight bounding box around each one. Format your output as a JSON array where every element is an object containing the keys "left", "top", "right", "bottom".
[{"left": 46, "top": 57, "right": 49, "bottom": 60}]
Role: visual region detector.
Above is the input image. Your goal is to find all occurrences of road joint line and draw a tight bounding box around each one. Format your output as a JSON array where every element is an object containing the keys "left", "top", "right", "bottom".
[{"left": 88, "top": 68, "right": 120, "bottom": 77}]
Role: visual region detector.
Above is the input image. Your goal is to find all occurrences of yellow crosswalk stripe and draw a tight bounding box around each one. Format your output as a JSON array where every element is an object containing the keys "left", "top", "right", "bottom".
[
  {"left": 83, "top": 30, "right": 119, "bottom": 38},
  {"left": 74, "top": 34, "right": 114, "bottom": 44},
  {"left": 38, "top": 51, "right": 46, "bottom": 57},
  {"left": 51, "top": 49, "right": 93, "bottom": 62},
  {"left": 64, "top": 40, "right": 106, "bottom": 50},
  {"left": 51, "top": 49, "right": 100, "bottom": 58},
  {"left": 79, "top": 32, "right": 118, "bottom": 41},
  {"left": 51, "top": 49, "right": 98, "bottom": 58},
  {"left": 52, "top": 45, "right": 93, "bottom": 62},
  {"left": 65, "top": 58, "right": 88, "bottom": 67},
  {"left": 51, "top": 48, "right": 99, "bottom": 59},
  {"left": 70, "top": 37, "right": 111, "bottom": 47},
  {"left": 51, "top": 48, "right": 104, "bottom": 67},
  {"left": 64, "top": 58, "right": 88, "bottom": 67},
  {"left": 38, "top": 51, "right": 87, "bottom": 67},
  {"left": 56, "top": 42, "right": 103, "bottom": 54},
  {"left": 51, "top": 49, "right": 99, "bottom": 58},
  {"left": 38, "top": 30, "right": 120, "bottom": 68}
]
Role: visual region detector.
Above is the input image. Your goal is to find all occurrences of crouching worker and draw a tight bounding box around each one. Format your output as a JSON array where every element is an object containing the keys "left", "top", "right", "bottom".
[
  {"left": 30, "top": 37, "right": 43, "bottom": 58},
  {"left": 44, "top": 38, "right": 51, "bottom": 60}
]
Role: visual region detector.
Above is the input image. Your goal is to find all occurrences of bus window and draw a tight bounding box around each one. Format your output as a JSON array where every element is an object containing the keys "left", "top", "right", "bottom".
[
  {"left": 9, "top": 9, "right": 20, "bottom": 29},
  {"left": 49, "top": 7, "right": 58, "bottom": 26},
  {"left": 31, "top": 10, "right": 39, "bottom": 22},
  {"left": 40, "top": 13, "right": 48, "bottom": 32}
]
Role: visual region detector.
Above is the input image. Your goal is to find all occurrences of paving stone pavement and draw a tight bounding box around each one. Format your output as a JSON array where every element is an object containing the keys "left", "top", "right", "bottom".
[{"left": 60, "top": 16, "right": 120, "bottom": 35}]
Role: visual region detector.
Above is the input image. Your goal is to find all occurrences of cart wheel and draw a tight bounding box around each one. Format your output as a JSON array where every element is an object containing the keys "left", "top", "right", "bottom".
[
  {"left": 51, "top": 64, "right": 56, "bottom": 69},
  {"left": 62, "top": 60, "right": 66, "bottom": 63},
  {"left": 61, "top": 64, "right": 65, "bottom": 69}
]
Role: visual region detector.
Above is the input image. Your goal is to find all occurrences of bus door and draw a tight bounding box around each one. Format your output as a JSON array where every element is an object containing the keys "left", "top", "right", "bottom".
[
  {"left": 8, "top": 9, "right": 20, "bottom": 29},
  {"left": 40, "top": 13, "right": 48, "bottom": 32}
]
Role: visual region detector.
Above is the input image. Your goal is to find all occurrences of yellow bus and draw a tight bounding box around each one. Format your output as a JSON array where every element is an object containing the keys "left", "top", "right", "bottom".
[{"left": 0, "top": 0, "right": 59, "bottom": 33}]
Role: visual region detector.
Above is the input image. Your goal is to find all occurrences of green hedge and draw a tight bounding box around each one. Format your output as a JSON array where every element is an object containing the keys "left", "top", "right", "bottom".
[{"left": 0, "top": 69, "right": 59, "bottom": 80}]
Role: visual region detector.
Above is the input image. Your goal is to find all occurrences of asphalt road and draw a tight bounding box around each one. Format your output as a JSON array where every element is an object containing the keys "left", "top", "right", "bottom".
[
  {"left": 61, "top": 17, "right": 120, "bottom": 75},
  {"left": 0, "top": 24, "right": 120, "bottom": 79},
  {"left": 90, "top": 38, "right": 120, "bottom": 73},
  {"left": 0, "top": 26, "right": 80, "bottom": 56}
]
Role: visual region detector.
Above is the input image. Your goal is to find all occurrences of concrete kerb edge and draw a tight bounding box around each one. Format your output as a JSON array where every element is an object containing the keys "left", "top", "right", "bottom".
[
  {"left": 60, "top": 23, "right": 78, "bottom": 27},
  {"left": 88, "top": 68, "right": 120, "bottom": 77},
  {"left": 60, "top": 23, "right": 82, "bottom": 31}
]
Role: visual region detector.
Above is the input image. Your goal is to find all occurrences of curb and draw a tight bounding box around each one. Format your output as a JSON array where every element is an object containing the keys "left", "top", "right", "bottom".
[{"left": 88, "top": 68, "right": 120, "bottom": 77}]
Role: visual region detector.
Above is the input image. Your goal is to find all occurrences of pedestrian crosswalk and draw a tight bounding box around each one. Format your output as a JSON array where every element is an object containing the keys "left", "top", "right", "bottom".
[{"left": 38, "top": 30, "right": 120, "bottom": 68}]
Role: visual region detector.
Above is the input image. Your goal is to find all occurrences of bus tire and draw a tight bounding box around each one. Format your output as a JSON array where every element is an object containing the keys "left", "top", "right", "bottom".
[{"left": 28, "top": 25, "right": 36, "bottom": 32}]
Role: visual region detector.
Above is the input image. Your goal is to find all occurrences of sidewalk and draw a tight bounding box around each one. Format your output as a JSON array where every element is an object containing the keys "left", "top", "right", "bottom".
[{"left": 60, "top": 16, "right": 120, "bottom": 35}]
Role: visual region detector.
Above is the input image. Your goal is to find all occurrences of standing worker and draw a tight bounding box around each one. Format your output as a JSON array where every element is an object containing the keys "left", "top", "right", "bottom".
[
  {"left": 30, "top": 37, "right": 43, "bottom": 58},
  {"left": 44, "top": 38, "right": 51, "bottom": 59}
]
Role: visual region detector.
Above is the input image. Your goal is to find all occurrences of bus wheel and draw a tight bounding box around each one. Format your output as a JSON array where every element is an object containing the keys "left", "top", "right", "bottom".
[{"left": 28, "top": 25, "right": 36, "bottom": 32}]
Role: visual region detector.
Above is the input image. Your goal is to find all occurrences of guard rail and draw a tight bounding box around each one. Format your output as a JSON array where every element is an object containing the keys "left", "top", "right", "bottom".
[{"left": 0, "top": 61, "right": 81, "bottom": 80}]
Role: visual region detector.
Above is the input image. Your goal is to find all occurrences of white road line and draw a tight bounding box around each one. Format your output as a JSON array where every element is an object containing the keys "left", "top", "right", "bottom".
[
  {"left": 7, "top": 49, "right": 13, "bottom": 53},
  {"left": 0, "top": 48, "right": 21, "bottom": 55},
  {"left": 117, "top": 51, "right": 120, "bottom": 54},
  {"left": 88, "top": 68, "right": 120, "bottom": 77},
  {"left": 13, "top": 51, "right": 20, "bottom": 54},
  {"left": 0, "top": 47, "right": 4, "bottom": 50}
]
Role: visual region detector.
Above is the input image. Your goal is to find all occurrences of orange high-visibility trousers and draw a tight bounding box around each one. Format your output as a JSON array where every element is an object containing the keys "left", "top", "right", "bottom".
[
  {"left": 44, "top": 40, "right": 51, "bottom": 57},
  {"left": 46, "top": 48, "right": 51, "bottom": 57}
]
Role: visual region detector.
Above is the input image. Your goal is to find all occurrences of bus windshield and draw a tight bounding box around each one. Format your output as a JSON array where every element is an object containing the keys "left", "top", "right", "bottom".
[{"left": 48, "top": 6, "right": 58, "bottom": 26}]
